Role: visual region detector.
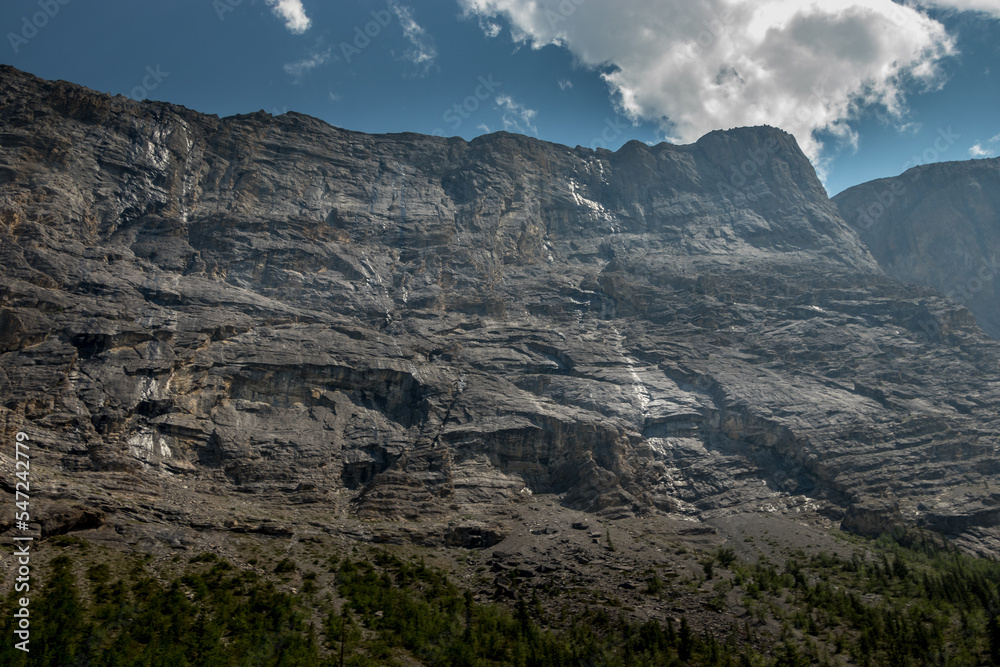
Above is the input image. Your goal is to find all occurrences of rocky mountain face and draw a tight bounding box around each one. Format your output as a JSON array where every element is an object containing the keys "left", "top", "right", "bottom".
[
  {"left": 835, "top": 158, "right": 1000, "bottom": 339},
  {"left": 2, "top": 65, "right": 1000, "bottom": 555}
]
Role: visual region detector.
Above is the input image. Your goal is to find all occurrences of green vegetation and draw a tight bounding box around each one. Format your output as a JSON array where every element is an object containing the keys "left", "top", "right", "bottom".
[
  {"left": 5, "top": 529, "right": 1000, "bottom": 665},
  {"left": 0, "top": 547, "right": 742, "bottom": 666},
  {"left": 2, "top": 552, "right": 318, "bottom": 666},
  {"left": 723, "top": 530, "right": 1000, "bottom": 665}
]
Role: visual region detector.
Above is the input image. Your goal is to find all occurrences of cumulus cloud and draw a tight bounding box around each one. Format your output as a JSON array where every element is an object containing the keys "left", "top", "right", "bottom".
[
  {"left": 969, "top": 133, "right": 1000, "bottom": 157},
  {"left": 458, "top": 0, "right": 969, "bottom": 170},
  {"left": 914, "top": 0, "right": 1000, "bottom": 18},
  {"left": 496, "top": 94, "right": 537, "bottom": 134},
  {"left": 266, "top": 0, "right": 311, "bottom": 34},
  {"left": 390, "top": 3, "right": 438, "bottom": 76}
]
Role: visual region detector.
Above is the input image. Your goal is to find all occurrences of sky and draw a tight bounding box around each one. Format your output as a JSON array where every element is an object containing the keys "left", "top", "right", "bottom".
[{"left": 1, "top": 0, "right": 999, "bottom": 195}]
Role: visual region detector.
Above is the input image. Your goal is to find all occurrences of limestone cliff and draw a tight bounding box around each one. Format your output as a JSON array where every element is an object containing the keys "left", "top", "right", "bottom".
[
  {"left": 835, "top": 157, "right": 1000, "bottom": 339},
  {"left": 2, "top": 65, "right": 1000, "bottom": 554}
]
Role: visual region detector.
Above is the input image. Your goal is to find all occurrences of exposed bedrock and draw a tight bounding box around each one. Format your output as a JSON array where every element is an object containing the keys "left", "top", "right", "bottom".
[{"left": 1, "top": 66, "right": 1000, "bottom": 552}]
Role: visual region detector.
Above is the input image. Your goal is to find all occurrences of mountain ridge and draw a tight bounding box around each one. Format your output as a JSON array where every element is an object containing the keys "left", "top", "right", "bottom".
[
  {"left": 834, "top": 156, "right": 1000, "bottom": 339},
  {"left": 1, "top": 64, "right": 1000, "bottom": 562}
]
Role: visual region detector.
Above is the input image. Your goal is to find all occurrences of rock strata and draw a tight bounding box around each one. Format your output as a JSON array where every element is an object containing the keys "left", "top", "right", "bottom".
[
  {"left": 1, "top": 65, "right": 1000, "bottom": 554},
  {"left": 834, "top": 157, "right": 1000, "bottom": 339}
]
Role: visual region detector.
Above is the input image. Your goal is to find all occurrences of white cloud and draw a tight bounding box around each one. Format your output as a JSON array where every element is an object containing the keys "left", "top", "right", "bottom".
[
  {"left": 329, "top": 91, "right": 342, "bottom": 102},
  {"left": 914, "top": 0, "right": 1000, "bottom": 18},
  {"left": 266, "top": 0, "right": 311, "bottom": 34},
  {"left": 459, "top": 0, "right": 968, "bottom": 169},
  {"left": 481, "top": 19, "right": 502, "bottom": 37},
  {"left": 558, "top": 78, "right": 573, "bottom": 90},
  {"left": 969, "top": 133, "right": 1000, "bottom": 157},
  {"left": 284, "top": 47, "right": 331, "bottom": 81},
  {"left": 390, "top": 3, "right": 438, "bottom": 76},
  {"left": 495, "top": 94, "right": 537, "bottom": 134}
]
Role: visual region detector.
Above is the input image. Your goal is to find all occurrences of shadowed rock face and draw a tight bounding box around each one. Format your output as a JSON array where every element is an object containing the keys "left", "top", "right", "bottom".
[
  {"left": 834, "top": 158, "right": 1000, "bottom": 339},
  {"left": 2, "top": 65, "right": 1000, "bottom": 553}
]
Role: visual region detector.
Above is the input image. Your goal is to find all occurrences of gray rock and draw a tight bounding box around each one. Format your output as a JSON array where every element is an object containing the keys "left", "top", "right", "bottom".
[
  {"left": 834, "top": 157, "right": 1000, "bottom": 339},
  {"left": 1, "top": 65, "right": 1000, "bottom": 554}
]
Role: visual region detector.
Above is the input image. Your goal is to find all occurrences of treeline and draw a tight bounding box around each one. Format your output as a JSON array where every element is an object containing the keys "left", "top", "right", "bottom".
[
  {"left": 0, "top": 552, "right": 317, "bottom": 666},
  {"left": 0, "top": 546, "right": 746, "bottom": 666},
  {"left": 717, "top": 531, "right": 1000, "bottom": 665},
  {"left": 5, "top": 530, "right": 1000, "bottom": 664},
  {"left": 332, "top": 550, "right": 746, "bottom": 665}
]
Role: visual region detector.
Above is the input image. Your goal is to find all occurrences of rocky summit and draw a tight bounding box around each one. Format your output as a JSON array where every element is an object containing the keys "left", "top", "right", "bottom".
[
  {"left": 2, "top": 64, "right": 1000, "bottom": 560},
  {"left": 835, "top": 156, "right": 1000, "bottom": 340}
]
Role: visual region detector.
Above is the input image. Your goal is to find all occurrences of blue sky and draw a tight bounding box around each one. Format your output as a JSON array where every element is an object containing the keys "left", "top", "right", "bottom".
[{"left": 1, "top": 0, "right": 999, "bottom": 195}]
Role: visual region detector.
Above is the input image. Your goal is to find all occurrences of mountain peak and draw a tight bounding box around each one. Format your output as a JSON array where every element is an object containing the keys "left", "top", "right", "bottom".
[
  {"left": 3, "top": 66, "right": 1000, "bottom": 574},
  {"left": 835, "top": 157, "right": 1000, "bottom": 338}
]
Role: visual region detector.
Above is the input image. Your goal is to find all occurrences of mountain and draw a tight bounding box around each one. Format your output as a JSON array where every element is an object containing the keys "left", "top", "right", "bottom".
[
  {"left": 2, "top": 63, "right": 1000, "bottom": 561},
  {"left": 834, "top": 157, "right": 1000, "bottom": 339}
]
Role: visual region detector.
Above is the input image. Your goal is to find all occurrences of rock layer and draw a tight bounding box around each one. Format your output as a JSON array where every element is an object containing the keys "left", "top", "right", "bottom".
[
  {"left": 834, "top": 157, "right": 1000, "bottom": 339},
  {"left": 2, "top": 66, "right": 1000, "bottom": 553}
]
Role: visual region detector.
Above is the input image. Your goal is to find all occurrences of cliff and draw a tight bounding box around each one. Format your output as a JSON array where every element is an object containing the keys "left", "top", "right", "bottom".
[
  {"left": 835, "top": 157, "right": 1000, "bottom": 339},
  {"left": 2, "top": 65, "right": 1000, "bottom": 555}
]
